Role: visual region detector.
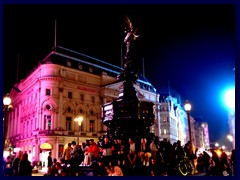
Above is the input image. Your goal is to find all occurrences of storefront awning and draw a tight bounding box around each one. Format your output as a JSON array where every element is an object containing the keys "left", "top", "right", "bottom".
[{"left": 40, "top": 143, "right": 52, "bottom": 150}]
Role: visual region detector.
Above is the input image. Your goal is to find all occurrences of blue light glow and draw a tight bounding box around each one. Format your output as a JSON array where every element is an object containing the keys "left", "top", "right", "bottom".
[{"left": 224, "top": 88, "right": 235, "bottom": 109}]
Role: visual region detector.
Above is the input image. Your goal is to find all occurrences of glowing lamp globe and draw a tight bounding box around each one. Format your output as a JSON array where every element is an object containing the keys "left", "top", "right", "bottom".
[
  {"left": 224, "top": 89, "right": 235, "bottom": 109},
  {"left": 184, "top": 101, "right": 192, "bottom": 112},
  {"left": 3, "top": 95, "right": 11, "bottom": 106},
  {"left": 74, "top": 116, "right": 83, "bottom": 126}
]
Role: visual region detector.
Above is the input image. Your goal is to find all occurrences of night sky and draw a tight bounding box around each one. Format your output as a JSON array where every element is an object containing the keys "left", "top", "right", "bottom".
[{"left": 3, "top": 4, "right": 235, "bottom": 142}]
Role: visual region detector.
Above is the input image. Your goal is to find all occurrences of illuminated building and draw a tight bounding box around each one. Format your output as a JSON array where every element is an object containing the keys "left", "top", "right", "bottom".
[{"left": 7, "top": 46, "right": 158, "bottom": 164}]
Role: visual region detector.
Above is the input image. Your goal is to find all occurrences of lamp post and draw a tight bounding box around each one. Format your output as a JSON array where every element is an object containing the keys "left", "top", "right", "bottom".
[
  {"left": 201, "top": 123, "right": 205, "bottom": 149},
  {"left": 3, "top": 93, "right": 12, "bottom": 150},
  {"left": 74, "top": 116, "right": 83, "bottom": 145},
  {"left": 184, "top": 100, "right": 192, "bottom": 142}
]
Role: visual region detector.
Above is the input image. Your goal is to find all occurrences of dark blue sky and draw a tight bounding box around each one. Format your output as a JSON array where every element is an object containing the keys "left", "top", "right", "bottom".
[{"left": 3, "top": 4, "right": 235, "bottom": 142}]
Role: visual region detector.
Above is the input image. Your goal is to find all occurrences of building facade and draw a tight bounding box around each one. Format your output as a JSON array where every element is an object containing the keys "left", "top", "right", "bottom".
[
  {"left": 158, "top": 90, "right": 210, "bottom": 147},
  {"left": 228, "top": 109, "right": 235, "bottom": 149},
  {"left": 6, "top": 47, "right": 158, "bottom": 164}
]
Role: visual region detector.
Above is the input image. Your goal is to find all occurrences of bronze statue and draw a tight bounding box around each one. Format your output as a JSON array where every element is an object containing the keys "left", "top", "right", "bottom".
[{"left": 123, "top": 15, "right": 140, "bottom": 60}]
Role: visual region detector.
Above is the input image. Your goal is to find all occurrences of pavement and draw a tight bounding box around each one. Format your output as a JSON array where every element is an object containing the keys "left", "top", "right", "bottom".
[
  {"left": 31, "top": 166, "right": 206, "bottom": 176},
  {"left": 32, "top": 168, "right": 47, "bottom": 176},
  {"left": 194, "top": 172, "right": 206, "bottom": 176}
]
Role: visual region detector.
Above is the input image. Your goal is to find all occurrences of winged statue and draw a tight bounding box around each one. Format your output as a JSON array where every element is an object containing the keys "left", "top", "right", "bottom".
[{"left": 123, "top": 15, "right": 140, "bottom": 58}]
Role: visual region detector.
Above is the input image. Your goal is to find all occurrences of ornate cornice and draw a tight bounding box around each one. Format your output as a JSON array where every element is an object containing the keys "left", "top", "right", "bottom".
[{"left": 39, "top": 76, "right": 62, "bottom": 81}]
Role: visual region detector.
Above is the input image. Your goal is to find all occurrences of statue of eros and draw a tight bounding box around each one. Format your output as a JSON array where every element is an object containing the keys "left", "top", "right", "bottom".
[{"left": 123, "top": 15, "right": 140, "bottom": 60}]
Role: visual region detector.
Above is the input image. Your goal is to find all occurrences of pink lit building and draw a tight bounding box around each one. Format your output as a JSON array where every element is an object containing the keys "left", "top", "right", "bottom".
[{"left": 7, "top": 46, "right": 159, "bottom": 165}]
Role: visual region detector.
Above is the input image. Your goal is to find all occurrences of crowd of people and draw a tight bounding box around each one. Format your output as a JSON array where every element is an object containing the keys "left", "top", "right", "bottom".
[
  {"left": 3, "top": 151, "right": 33, "bottom": 176},
  {"left": 3, "top": 136, "right": 235, "bottom": 176}
]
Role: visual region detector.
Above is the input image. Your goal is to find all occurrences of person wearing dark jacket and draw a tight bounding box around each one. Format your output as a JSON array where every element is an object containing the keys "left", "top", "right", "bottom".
[
  {"left": 47, "top": 151, "right": 53, "bottom": 175},
  {"left": 202, "top": 151, "right": 210, "bottom": 175},
  {"left": 12, "top": 150, "right": 23, "bottom": 176},
  {"left": 3, "top": 156, "right": 13, "bottom": 176},
  {"left": 18, "top": 153, "right": 32, "bottom": 176},
  {"left": 230, "top": 149, "right": 235, "bottom": 176},
  {"left": 100, "top": 137, "right": 114, "bottom": 166},
  {"left": 93, "top": 158, "right": 108, "bottom": 176},
  {"left": 148, "top": 158, "right": 162, "bottom": 176}
]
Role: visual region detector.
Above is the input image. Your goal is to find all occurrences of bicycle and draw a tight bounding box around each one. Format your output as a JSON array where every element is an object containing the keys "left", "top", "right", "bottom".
[{"left": 178, "top": 156, "right": 194, "bottom": 176}]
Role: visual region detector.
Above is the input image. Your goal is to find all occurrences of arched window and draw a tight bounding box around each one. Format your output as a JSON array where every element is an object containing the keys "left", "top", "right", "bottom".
[
  {"left": 89, "top": 120, "right": 94, "bottom": 132},
  {"left": 46, "top": 104, "right": 51, "bottom": 110},
  {"left": 90, "top": 110, "right": 94, "bottom": 116}
]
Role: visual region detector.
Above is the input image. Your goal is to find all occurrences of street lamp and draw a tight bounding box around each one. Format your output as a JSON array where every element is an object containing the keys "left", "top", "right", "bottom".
[
  {"left": 227, "top": 134, "right": 233, "bottom": 150},
  {"left": 3, "top": 93, "right": 12, "bottom": 150},
  {"left": 184, "top": 100, "right": 192, "bottom": 142},
  {"left": 201, "top": 123, "right": 205, "bottom": 149},
  {"left": 227, "top": 134, "right": 233, "bottom": 142},
  {"left": 74, "top": 116, "right": 83, "bottom": 145}
]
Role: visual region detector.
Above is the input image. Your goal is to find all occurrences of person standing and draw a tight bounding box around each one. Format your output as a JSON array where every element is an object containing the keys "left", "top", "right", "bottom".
[
  {"left": 150, "top": 139, "right": 158, "bottom": 160},
  {"left": 18, "top": 153, "right": 33, "bottom": 176},
  {"left": 87, "top": 139, "right": 99, "bottom": 165},
  {"left": 202, "top": 151, "right": 210, "bottom": 175},
  {"left": 139, "top": 138, "right": 151, "bottom": 166},
  {"left": 3, "top": 156, "right": 13, "bottom": 176},
  {"left": 148, "top": 158, "right": 162, "bottom": 176},
  {"left": 70, "top": 141, "right": 79, "bottom": 176},
  {"left": 62, "top": 143, "right": 72, "bottom": 165},
  {"left": 126, "top": 138, "right": 138, "bottom": 168},
  {"left": 100, "top": 137, "right": 114, "bottom": 166},
  {"left": 47, "top": 152, "right": 53, "bottom": 175},
  {"left": 93, "top": 158, "right": 108, "bottom": 176},
  {"left": 12, "top": 150, "right": 23, "bottom": 176},
  {"left": 116, "top": 138, "right": 126, "bottom": 166},
  {"left": 230, "top": 149, "right": 235, "bottom": 176},
  {"left": 188, "top": 141, "right": 197, "bottom": 174}
]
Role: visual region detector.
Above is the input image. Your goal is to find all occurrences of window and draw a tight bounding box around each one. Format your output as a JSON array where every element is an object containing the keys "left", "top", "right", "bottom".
[
  {"left": 46, "top": 89, "right": 51, "bottom": 96},
  {"left": 67, "top": 61, "right": 71, "bottom": 67},
  {"left": 90, "top": 110, "right": 94, "bottom": 116},
  {"left": 89, "top": 120, "right": 94, "bottom": 132},
  {"left": 66, "top": 117, "right": 72, "bottom": 131},
  {"left": 44, "top": 115, "right": 52, "bottom": 130},
  {"left": 46, "top": 104, "right": 51, "bottom": 110},
  {"left": 67, "top": 107, "right": 72, "bottom": 113},
  {"left": 31, "top": 120, "right": 33, "bottom": 133},
  {"left": 78, "top": 64, "right": 83, "bottom": 70},
  {"left": 80, "top": 94, "right": 84, "bottom": 101},
  {"left": 47, "top": 119, "right": 51, "bottom": 130},
  {"left": 68, "top": 92, "right": 72, "bottom": 99},
  {"left": 44, "top": 116, "right": 46, "bottom": 130},
  {"left": 27, "top": 121, "right": 29, "bottom": 133},
  {"left": 89, "top": 67, "right": 93, "bottom": 73},
  {"left": 23, "top": 123, "right": 25, "bottom": 134},
  {"left": 91, "top": 96, "right": 95, "bottom": 103},
  {"left": 163, "top": 117, "right": 166, "bottom": 122},
  {"left": 80, "top": 123, "right": 83, "bottom": 131},
  {"left": 164, "top": 129, "right": 167, "bottom": 134}
]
